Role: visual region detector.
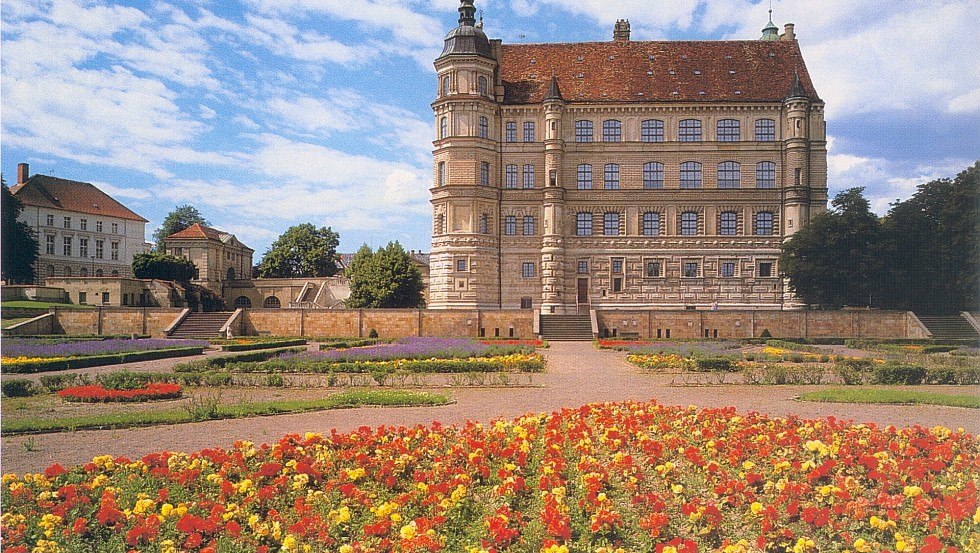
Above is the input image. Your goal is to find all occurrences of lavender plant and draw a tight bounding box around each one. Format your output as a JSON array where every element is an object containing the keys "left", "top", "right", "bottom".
[{"left": 3, "top": 338, "right": 209, "bottom": 359}]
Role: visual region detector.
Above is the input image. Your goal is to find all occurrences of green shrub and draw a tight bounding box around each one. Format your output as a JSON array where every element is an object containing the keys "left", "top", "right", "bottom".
[
  {"left": 219, "top": 339, "right": 308, "bottom": 352},
  {"left": 921, "top": 345, "right": 960, "bottom": 354},
  {"left": 925, "top": 366, "right": 980, "bottom": 385},
  {"left": 172, "top": 347, "right": 307, "bottom": 372},
  {"left": 1, "top": 379, "right": 37, "bottom": 397},
  {"left": 761, "top": 365, "right": 788, "bottom": 384},
  {"left": 265, "top": 374, "right": 286, "bottom": 387},
  {"left": 2, "top": 347, "right": 205, "bottom": 374},
  {"left": 95, "top": 370, "right": 155, "bottom": 390},
  {"left": 766, "top": 339, "right": 822, "bottom": 353},
  {"left": 319, "top": 338, "right": 387, "bottom": 350},
  {"left": 872, "top": 364, "right": 927, "bottom": 385},
  {"left": 39, "top": 374, "right": 87, "bottom": 392},
  {"left": 368, "top": 328, "right": 379, "bottom": 338},
  {"left": 832, "top": 359, "right": 872, "bottom": 385},
  {"left": 693, "top": 357, "right": 736, "bottom": 372},
  {"left": 371, "top": 366, "right": 395, "bottom": 386}
]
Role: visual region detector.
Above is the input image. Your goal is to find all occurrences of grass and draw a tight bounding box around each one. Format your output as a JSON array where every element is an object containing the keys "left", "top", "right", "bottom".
[
  {"left": 1, "top": 301, "right": 91, "bottom": 309},
  {"left": 1, "top": 317, "right": 35, "bottom": 329},
  {"left": 799, "top": 388, "right": 980, "bottom": 409},
  {"left": 1, "top": 389, "right": 452, "bottom": 435}
]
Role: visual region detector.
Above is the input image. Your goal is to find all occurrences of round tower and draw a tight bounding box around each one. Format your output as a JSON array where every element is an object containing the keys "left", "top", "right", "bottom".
[
  {"left": 429, "top": 0, "right": 501, "bottom": 309},
  {"left": 540, "top": 77, "right": 567, "bottom": 314}
]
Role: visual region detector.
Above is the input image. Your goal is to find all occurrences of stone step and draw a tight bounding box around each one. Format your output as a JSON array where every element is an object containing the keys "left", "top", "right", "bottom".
[{"left": 916, "top": 315, "right": 980, "bottom": 339}]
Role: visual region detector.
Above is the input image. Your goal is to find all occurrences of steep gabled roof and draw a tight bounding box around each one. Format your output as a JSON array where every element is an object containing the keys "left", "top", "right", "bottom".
[
  {"left": 165, "top": 223, "right": 254, "bottom": 252},
  {"left": 10, "top": 174, "right": 148, "bottom": 222},
  {"left": 498, "top": 39, "right": 819, "bottom": 104}
]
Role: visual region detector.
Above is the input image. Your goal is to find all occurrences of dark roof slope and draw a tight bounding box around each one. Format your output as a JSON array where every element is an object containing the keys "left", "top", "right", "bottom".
[
  {"left": 499, "top": 39, "right": 819, "bottom": 104},
  {"left": 10, "top": 174, "right": 148, "bottom": 222},
  {"left": 166, "top": 223, "right": 224, "bottom": 240}
]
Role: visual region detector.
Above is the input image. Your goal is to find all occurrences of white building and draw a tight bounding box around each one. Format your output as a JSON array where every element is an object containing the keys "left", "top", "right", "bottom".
[{"left": 11, "top": 163, "right": 149, "bottom": 284}]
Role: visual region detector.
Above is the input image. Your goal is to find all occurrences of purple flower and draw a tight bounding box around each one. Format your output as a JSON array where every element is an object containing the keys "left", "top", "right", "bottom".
[
  {"left": 3, "top": 338, "right": 209, "bottom": 359},
  {"left": 628, "top": 341, "right": 741, "bottom": 357},
  {"left": 280, "top": 337, "right": 489, "bottom": 363}
]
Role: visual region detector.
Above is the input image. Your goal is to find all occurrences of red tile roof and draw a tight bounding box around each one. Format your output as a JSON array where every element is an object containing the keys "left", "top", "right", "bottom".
[
  {"left": 498, "top": 39, "right": 819, "bottom": 104},
  {"left": 165, "top": 223, "right": 225, "bottom": 240},
  {"left": 10, "top": 174, "right": 148, "bottom": 222}
]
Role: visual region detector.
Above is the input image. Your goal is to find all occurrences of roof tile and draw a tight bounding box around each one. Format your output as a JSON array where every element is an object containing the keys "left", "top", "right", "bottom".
[{"left": 10, "top": 175, "right": 148, "bottom": 222}]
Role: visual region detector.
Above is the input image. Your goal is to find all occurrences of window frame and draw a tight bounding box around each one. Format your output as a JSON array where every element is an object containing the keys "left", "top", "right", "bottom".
[
  {"left": 504, "top": 215, "right": 517, "bottom": 236},
  {"left": 754, "top": 211, "right": 774, "bottom": 236},
  {"left": 62, "top": 236, "right": 72, "bottom": 256},
  {"left": 757, "top": 260, "right": 776, "bottom": 278},
  {"left": 440, "top": 117, "right": 448, "bottom": 139},
  {"left": 505, "top": 164, "right": 518, "bottom": 189},
  {"left": 576, "top": 212, "right": 593, "bottom": 236},
  {"left": 643, "top": 161, "right": 664, "bottom": 189},
  {"left": 644, "top": 259, "right": 664, "bottom": 278},
  {"left": 679, "top": 161, "right": 702, "bottom": 189},
  {"left": 640, "top": 119, "right": 664, "bottom": 142},
  {"left": 480, "top": 161, "right": 490, "bottom": 186},
  {"left": 716, "top": 118, "right": 741, "bottom": 142},
  {"left": 456, "top": 258, "right": 468, "bottom": 272},
  {"left": 574, "top": 120, "right": 593, "bottom": 142},
  {"left": 602, "top": 119, "right": 622, "bottom": 142},
  {"left": 678, "top": 119, "right": 702, "bottom": 142},
  {"left": 603, "top": 163, "right": 620, "bottom": 189},
  {"left": 523, "top": 121, "right": 535, "bottom": 142},
  {"left": 577, "top": 164, "right": 593, "bottom": 190},
  {"left": 720, "top": 261, "right": 737, "bottom": 278},
  {"left": 680, "top": 212, "right": 699, "bottom": 236},
  {"left": 603, "top": 212, "right": 620, "bottom": 236},
  {"left": 682, "top": 260, "right": 701, "bottom": 278},
  {"left": 642, "top": 212, "right": 661, "bottom": 236},
  {"left": 521, "top": 261, "right": 535, "bottom": 278},
  {"left": 522, "top": 215, "right": 535, "bottom": 236},
  {"left": 756, "top": 161, "right": 776, "bottom": 189},
  {"left": 505, "top": 121, "right": 517, "bottom": 142},
  {"left": 717, "top": 161, "right": 741, "bottom": 189},
  {"left": 719, "top": 211, "right": 738, "bottom": 236},
  {"left": 755, "top": 118, "right": 776, "bottom": 141},
  {"left": 477, "top": 75, "right": 489, "bottom": 96},
  {"left": 478, "top": 116, "right": 489, "bottom": 139},
  {"left": 577, "top": 260, "right": 589, "bottom": 274},
  {"left": 522, "top": 164, "right": 535, "bottom": 189}
]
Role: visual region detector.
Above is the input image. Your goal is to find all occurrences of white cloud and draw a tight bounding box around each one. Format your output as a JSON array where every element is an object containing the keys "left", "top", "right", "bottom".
[
  {"left": 90, "top": 180, "right": 153, "bottom": 201},
  {"left": 949, "top": 88, "right": 980, "bottom": 114}
]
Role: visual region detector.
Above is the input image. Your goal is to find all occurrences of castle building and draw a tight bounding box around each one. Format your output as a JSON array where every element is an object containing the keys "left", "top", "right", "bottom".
[
  {"left": 429, "top": 2, "right": 827, "bottom": 312},
  {"left": 11, "top": 163, "right": 149, "bottom": 284},
  {"left": 162, "top": 223, "right": 254, "bottom": 290}
]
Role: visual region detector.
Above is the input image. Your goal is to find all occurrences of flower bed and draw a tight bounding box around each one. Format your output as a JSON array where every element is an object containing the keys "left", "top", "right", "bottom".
[
  {"left": 2, "top": 338, "right": 209, "bottom": 359},
  {"left": 57, "top": 383, "right": 183, "bottom": 403},
  {"left": 217, "top": 339, "right": 308, "bottom": 352},
  {"left": 2, "top": 400, "right": 976, "bottom": 552},
  {"left": 2, "top": 347, "right": 207, "bottom": 374},
  {"left": 479, "top": 339, "right": 545, "bottom": 347},
  {"left": 627, "top": 353, "right": 696, "bottom": 372},
  {"left": 211, "top": 353, "right": 545, "bottom": 374}
]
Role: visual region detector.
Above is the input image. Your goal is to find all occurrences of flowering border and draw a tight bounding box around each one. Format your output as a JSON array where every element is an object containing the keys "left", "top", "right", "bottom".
[{"left": 58, "top": 383, "right": 183, "bottom": 403}]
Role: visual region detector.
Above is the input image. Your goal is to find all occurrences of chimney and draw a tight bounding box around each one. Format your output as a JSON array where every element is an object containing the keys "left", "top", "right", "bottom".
[
  {"left": 781, "top": 23, "right": 796, "bottom": 41},
  {"left": 17, "top": 163, "right": 29, "bottom": 184},
  {"left": 613, "top": 19, "right": 630, "bottom": 42}
]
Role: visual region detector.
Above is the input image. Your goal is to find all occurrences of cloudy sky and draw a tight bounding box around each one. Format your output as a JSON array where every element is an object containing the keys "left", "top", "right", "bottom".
[{"left": 2, "top": 0, "right": 978, "bottom": 257}]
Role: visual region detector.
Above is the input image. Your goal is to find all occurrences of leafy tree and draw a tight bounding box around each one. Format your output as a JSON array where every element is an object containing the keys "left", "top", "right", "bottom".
[
  {"left": 1, "top": 177, "right": 38, "bottom": 284},
  {"left": 346, "top": 242, "right": 424, "bottom": 308},
  {"left": 132, "top": 252, "right": 197, "bottom": 282},
  {"left": 780, "top": 188, "right": 881, "bottom": 309},
  {"left": 153, "top": 205, "right": 209, "bottom": 250},
  {"left": 258, "top": 223, "right": 340, "bottom": 278},
  {"left": 879, "top": 162, "right": 979, "bottom": 313}
]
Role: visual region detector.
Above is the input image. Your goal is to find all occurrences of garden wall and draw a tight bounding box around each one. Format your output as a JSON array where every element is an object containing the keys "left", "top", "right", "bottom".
[{"left": 45, "top": 307, "right": 185, "bottom": 337}]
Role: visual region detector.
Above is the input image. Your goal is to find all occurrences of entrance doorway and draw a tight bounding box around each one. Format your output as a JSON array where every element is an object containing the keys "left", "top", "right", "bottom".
[{"left": 577, "top": 278, "right": 589, "bottom": 304}]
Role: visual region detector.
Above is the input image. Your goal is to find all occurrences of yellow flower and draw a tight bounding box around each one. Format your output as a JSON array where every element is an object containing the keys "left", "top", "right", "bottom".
[
  {"left": 339, "top": 546, "right": 354, "bottom": 553},
  {"left": 400, "top": 523, "right": 418, "bottom": 540},
  {"left": 750, "top": 502, "right": 764, "bottom": 515},
  {"left": 903, "top": 485, "right": 923, "bottom": 498},
  {"left": 853, "top": 538, "right": 872, "bottom": 553},
  {"left": 792, "top": 537, "right": 816, "bottom": 553}
]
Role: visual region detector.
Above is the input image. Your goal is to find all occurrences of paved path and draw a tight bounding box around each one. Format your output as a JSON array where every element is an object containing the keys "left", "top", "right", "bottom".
[{"left": 3, "top": 342, "right": 978, "bottom": 473}]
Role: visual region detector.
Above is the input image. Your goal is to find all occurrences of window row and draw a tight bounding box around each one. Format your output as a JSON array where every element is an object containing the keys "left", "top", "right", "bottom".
[
  {"left": 45, "top": 235, "right": 119, "bottom": 259},
  {"left": 45, "top": 265, "right": 120, "bottom": 278},
  {"left": 571, "top": 118, "right": 775, "bottom": 143},
  {"left": 440, "top": 74, "right": 490, "bottom": 97},
  {"left": 598, "top": 259, "right": 776, "bottom": 279},
  {"left": 576, "top": 161, "right": 776, "bottom": 189},
  {"left": 43, "top": 215, "right": 119, "bottom": 234},
  {"left": 574, "top": 211, "right": 775, "bottom": 236}
]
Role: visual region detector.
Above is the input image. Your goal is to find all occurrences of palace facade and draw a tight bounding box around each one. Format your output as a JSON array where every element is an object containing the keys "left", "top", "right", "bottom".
[{"left": 429, "top": 2, "right": 828, "bottom": 312}]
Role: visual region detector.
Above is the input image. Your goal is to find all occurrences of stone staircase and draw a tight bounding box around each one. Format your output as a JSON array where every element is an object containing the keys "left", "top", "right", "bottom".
[
  {"left": 915, "top": 314, "right": 980, "bottom": 340},
  {"left": 168, "top": 312, "right": 233, "bottom": 339},
  {"left": 539, "top": 314, "right": 593, "bottom": 341}
]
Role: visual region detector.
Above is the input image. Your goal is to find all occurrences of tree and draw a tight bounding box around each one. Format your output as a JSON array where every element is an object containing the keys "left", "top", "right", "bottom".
[
  {"left": 258, "top": 223, "right": 340, "bottom": 278},
  {"left": 878, "top": 162, "right": 979, "bottom": 313},
  {"left": 346, "top": 242, "right": 424, "bottom": 308},
  {"left": 1, "top": 177, "right": 38, "bottom": 284},
  {"left": 780, "top": 188, "right": 881, "bottom": 309},
  {"left": 153, "top": 205, "right": 209, "bottom": 250},
  {"left": 132, "top": 252, "right": 197, "bottom": 282}
]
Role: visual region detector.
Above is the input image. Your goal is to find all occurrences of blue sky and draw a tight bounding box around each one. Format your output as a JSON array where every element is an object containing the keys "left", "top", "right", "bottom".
[{"left": 3, "top": 0, "right": 978, "bottom": 258}]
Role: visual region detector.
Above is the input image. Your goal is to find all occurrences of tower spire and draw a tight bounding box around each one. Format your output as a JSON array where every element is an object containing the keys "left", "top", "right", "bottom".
[
  {"left": 760, "top": 1, "right": 779, "bottom": 41},
  {"left": 458, "top": 0, "right": 476, "bottom": 27}
]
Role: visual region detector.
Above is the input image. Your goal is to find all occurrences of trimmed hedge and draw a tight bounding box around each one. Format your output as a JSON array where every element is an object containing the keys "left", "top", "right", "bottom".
[
  {"left": 219, "top": 339, "right": 308, "bottom": 352},
  {"left": 872, "top": 365, "right": 927, "bottom": 385},
  {"left": 5, "top": 335, "right": 149, "bottom": 343},
  {"left": 921, "top": 345, "right": 961, "bottom": 354},
  {"left": 172, "top": 347, "right": 308, "bottom": 373},
  {"left": 221, "top": 356, "right": 545, "bottom": 375},
  {"left": 2, "top": 347, "right": 206, "bottom": 374},
  {"left": 831, "top": 360, "right": 979, "bottom": 385},
  {"left": 1, "top": 379, "right": 37, "bottom": 397},
  {"left": 319, "top": 338, "right": 388, "bottom": 350},
  {"left": 845, "top": 338, "right": 980, "bottom": 348},
  {"left": 693, "top": 357, "right": 736, "bottom": 372}
]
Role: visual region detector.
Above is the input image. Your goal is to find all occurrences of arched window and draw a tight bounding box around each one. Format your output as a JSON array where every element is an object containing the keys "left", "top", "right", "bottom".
[
  {"left": 478, "top": 116, "right": 489, "bottom": 138},
  {"left": 505, "top": 164, "right": 518, "bottom": 188},
  {"left": 679, "top": 162, "right": 702, "bottom": 189},
  {"left": 717, "top": 119, "right": 740, "bottom": 141},
  {"left": 441, "top": 76, "right": 450, "bottom": 96},
  {"left": 439, "top": 117, "right": 448, "bottom": 139},
  {"left": 642, "top": 212, "right": 660, "bottom": 236},
  {"left": 79, "top": 267, "right": 88, "bottom": 277},
  {"left": 717, "top": 161, "right": 741, "bottom": 188},
  {"left": 574, "top": 120, "right": 593, "bottom": 142},
  {"left": 643, "top": 162, "right": 664, "bottom": 189},
  {"left": 577, "top": 164, "right": 592, "bottom": 189},
  {"left": 480, "top": 162, "right": 490, "bottom": 186},
  {"left": 227, "top": 267, "right": 236, "bottom": 280},
  {"left": 602, "top": 120, "right": 622, "bottom": 142},
  {"left": 680, "top": 212, "right": 699, "bottom": 236},
  {"left": 263, "top": 296, "right": 281, "bottom": 309},
  {"left": 719, "top": 211, "right": 738, "bottom": 235},
  {"left": 234, "top": 296, "right": 252, "bottom": 309},
  {"left": 522, "top": 164, "right": 535, "bottom": 189},
  {"left": 755, "top": 212, "right": 774, "bottom": 235},
  {"left": 603, "top": 163, "right": 620, "bottom": 189},
  {"left": 755, "top": 118, "right": 776, "bottom": 141},
  {"left": 478, "top": 75, "right": 489, "bottom": 95},
  {"left": 576, "top": 212, "right": 593, "bottom": 236},
  {"left": 64, "top": 266, "right": 72, "bottom": 277},
  {"left": 756, "top": 161, "right": 776, "bottom": 188},
  {"left": 603, "top": 212, "right": 620, "bottom": 236},
  {"left": 641, "top": 119, "right": 664, "bottom": 142},
  {"left": 111, "top": 270, "right": 119, "bottom": 277},
  {"left": 95, "top": 269, "right": 103, "bottom": 277},
  {"left": 679, "top": 119, "right": 702, "bottom": 142}
]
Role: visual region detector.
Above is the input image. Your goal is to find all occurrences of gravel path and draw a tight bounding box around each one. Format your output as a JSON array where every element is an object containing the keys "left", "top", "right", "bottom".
[{"left": 3, "top": 342, "right": 978, "bottom": 473}]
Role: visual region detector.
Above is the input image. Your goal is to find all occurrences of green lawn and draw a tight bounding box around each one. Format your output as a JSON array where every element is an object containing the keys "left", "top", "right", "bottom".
[
  {"left": 1, "top": 301, "right": 90, "bottom": 309},
  {"left": 799, "top": 388, "right": 980, "bottom": 409},
  {"left": 1, "top": 317, "right": 35, "bottom": 329}
]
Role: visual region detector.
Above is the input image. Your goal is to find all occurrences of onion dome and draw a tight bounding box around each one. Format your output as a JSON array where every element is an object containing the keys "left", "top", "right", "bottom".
[{"left": 438, "top": 0, "right": 492, "bottom": 60}]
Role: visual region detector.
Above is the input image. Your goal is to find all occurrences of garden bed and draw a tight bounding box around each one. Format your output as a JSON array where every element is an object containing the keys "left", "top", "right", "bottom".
[
  {"left": 1, "top": 346, "right": 208, "bottom": 374},
  {"left": 58, "top": 383, "right": 183, "bottom": 403},
  {"left": 215, "top": 338, "right": 308, "bottom": 352}
]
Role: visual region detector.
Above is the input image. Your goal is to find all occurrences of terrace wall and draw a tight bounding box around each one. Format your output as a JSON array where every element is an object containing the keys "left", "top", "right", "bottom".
[{"left": 49, "top": 307, "right": 184, "bottom": 337}]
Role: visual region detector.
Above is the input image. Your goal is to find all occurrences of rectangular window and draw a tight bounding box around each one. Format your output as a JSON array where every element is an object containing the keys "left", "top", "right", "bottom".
[
  {"left": 611, "top": 258, "right": 623, "bottom": 274},
  {"left": 679, "top": 119, "right": 702, "bottom": 142},
  {"left": 602, "top": 120, "right": 622, "bottom": 142},
  {"left": 479, "top": 214, "right": 490, "bottom": 234},
  {"left": 78, "top": 291, "right": 87, "bottom": 304},
  {"left": 643, "top": 162, "right": 664, "bottom": 189},
  {"left": 642, "top": 212, "right": 660, "bottom": 236},
  {"left": 63, "top": 236, "right": 72, "bottom": 256},
  {"left": 575, "top": 120, "right": 593, "bottom": 142},
  {"left": 645, "top": 261, "right": 662, "bottom": 277},
  {"left": 96, "top": 240, "right": 104, "bottom": 259},
  {"left": 96, "top": 221, "right": 103, "bottom": 232},
  {"left": 438, "top": 161, "right": 447, "bottom": 186},
  {"left": 577, "top": 164, "right": 592, "bottom": 189},
  {"left": 523, "top": 216, "right": 535, "bottom": 235},
  {"left": 110, "top": 241, "right": 119, "bottom": 261},
  {"left": 522, "top": 262, "right": 535, "bottom": 278},
  {"left": 456, "top": 258, "right": 467, "bottom": 272},
  {"left": 520, "top": 297, "right": 532, "bottom": 309},
  {"left": 42, "top": 234, "right": 55, "bottom": 255},
  {"left": 641, "top": 119, "right": 664, "bottom": 142},
  {"left": 612, "top": 277, "right": 623, "bottom": 293},
  {"left": 755, "top": 119, "right": 776, "bottom": 141},
  {"left": 680, "top": 162, "right": 702, "bottom": 189},
  {"left": 683, "top": 261, "right": 700, "bottom": 278},
  {"left": 576, "top": 213, "right": 593, "bottom": 236},
  {"left": 604, "top": 164, "right": 619, "bottom": 189},
  {"left": 46, "top": 214, "right": 54, "bottom": 226},
  {"left": 111, "top": 222, "right": 119, "bottom": 234},
  {"left": 758, "top": 262, "right": 774, "bottom": 278},
  {"left": 505, "top": 122, "right": 517, "bottom": 142},
  {"left": 173, "top": 247, "right": 183, "bottom": 256},
  {"left": 756, "top": 162, "right": 776, "bottom": 188},
  {"left": 504, "top": 216, "right": 517, "bottom": 236},
  {"left": 720, "top": 261, "right": 736, "bottom": 277},
  {"left": 63, "top": 217, "right": 71, "bottom": 229},
  {"left": 680, "top": 212, "right": 699, "bottom": 236},
  {"left": 80, "top": 218, "right": 87, "bottom": 231},
  {"left": 505, "top": 165, "right": 518, "bottom": 188},
  {"left": 523, "top": 121, "right": 535, "bottom": 142},
  {"left": 480, "top": 162, "right": 490, "bottom": 186},
  {"left": 522, "top": 165, "right": 535, "bottom": 189},
  {"left": 577, "top": 260, "right": 589, "bottom": 274},
  {"left": 603, "top": 212, "right": 619, "bottom": 236},
  {"left": 79, "top": 238, "right": 89, "bottom": 258},
  {"left": 719, "top": 212, "right": 738, "bottom": 235},
  {"left": 102, "top": 291, "right": 109, "bottom": 304}
]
